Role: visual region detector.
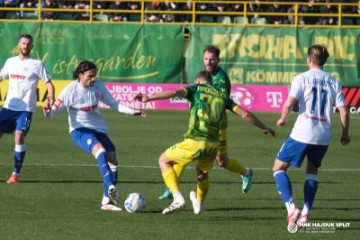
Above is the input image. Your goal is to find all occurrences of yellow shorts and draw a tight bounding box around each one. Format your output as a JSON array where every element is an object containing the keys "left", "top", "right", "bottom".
[
  {"left": 165, "top": 138, "right": 220, "bottom": 173},
  {"left": 217, "top": 129, "right": 228, "bottom": 155}
]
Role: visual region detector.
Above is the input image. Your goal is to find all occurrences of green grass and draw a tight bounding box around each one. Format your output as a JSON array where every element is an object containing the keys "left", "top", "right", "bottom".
[{"left": 0, "top": 109, "right": 359, "bottom": 240}]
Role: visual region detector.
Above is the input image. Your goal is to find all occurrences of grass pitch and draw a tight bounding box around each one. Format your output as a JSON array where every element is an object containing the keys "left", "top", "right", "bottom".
[{"left": 0, "top": 109, "right": 359, "bottom": 240}]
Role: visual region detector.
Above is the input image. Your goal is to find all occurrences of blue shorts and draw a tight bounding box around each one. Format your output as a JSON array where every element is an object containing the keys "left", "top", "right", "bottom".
[
  {"left": 70, "top": 128, "right": 115, "bottom": 154},
  {"left": 276, "top": 137, "right": 328, "bottom": 168},
  {"left": 0, "top": 108, "right": 33, "bottom": 134}
]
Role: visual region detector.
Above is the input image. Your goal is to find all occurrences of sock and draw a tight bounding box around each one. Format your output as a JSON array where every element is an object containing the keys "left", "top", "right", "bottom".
[
  {"left": 162, "top": 167, "right": 180, "bottom": 194},
  {"left": 13, "top": 144, "right": 26, "bottom": 174},
  {"left": 173, "top": 164, "right": 185, "bottom": 179},
  {"left": 197, "top": 179, "right": 209, "bottom": 203},
  {"left": 302, "top": 173, "right": 318, "bottom": 216},
  {"left": 95, "top": 149, "right": 113, "bottom": 189},
  {"left": 110, "top": 165, "right": 118, "bottom": 185},
  {"left": 224, "top": 158, "right": 247, "bottom": 176},
  {"left": 274, "top": 170, "right": 295, "bottom": 214}
]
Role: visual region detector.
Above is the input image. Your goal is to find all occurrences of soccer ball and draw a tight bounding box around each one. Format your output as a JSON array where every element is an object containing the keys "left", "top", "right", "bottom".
[{"left": 124, "top": 193, "right": 146, "bottom": 213}]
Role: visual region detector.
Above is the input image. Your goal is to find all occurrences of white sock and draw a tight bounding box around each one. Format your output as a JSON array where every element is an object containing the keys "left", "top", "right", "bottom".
[
  {"left": 285, "top": 199, "right": 296, "bottom": 215},
  {"left": 173, "top": 191, "right": 185, "bottom": 203}
]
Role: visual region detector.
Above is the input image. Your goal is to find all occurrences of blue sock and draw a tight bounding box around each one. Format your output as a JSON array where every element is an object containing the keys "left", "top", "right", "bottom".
[
  {"left": 95, "top": 149, "right": 113, "bottom": 190},
  {"left": 110, "top": 165, "right": 118, "bottom": 185},
  {"left": 303, "top": 174, "right": 318, "bottom": 214},
  {"left": 14, "top": 145, "right": 26, "bottom": 174},
  {"left": 274, "top": 170, "right": 292, "bottom": 202}
]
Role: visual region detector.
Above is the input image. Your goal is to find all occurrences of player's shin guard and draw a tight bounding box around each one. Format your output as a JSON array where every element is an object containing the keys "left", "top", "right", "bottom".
[
  {"left": 274, "top": 170, "right": 293, "bottom": 202},
  {"left": 13, "top": 144, "right": 26, "bottom": 174},
  {"left": 197, "top": 179, "right": 209, "bottom": 203},
  {"left": 110, "top": 165, "right": 118, "bottom": 185},
  {"left": 95, "top": 148, "right": 113, "bottom": 189},
  {"left": 225, "top": 158, "right": 247, "bottom": 176},
  {"left": 303, "top": 174, "right": 318, "bottom": 216},
  {"left": 162, "top": 168, "right": 180, "bottom": 194}
]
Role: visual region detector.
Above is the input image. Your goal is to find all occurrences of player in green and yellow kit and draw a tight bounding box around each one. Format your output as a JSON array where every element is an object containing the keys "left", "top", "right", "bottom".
[
  {"left": 159, "top": 45, "right": 277, "bottom": 201},
  {"left": 135, "top": 71, "right": 276, "bottom": 215}
]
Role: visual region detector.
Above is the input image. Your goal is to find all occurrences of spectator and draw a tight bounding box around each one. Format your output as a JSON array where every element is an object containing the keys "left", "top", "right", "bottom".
[
  {"left": 161, "top": 0, "right": 177, "bottom": 22},
  {"left": 299, "top": 0, "right": 322, "bottom": 25},
  {"left": 20, "top": 0, "right": 38, "bottom": 19},
  {"left": 73, "top": 1, "right": 89, "bottom": 20},
  {"left": 322, "top": 0, "right": 338, "bottom": 25},
  {"left": 59, "top": 0, "right": 74, "bottom": 9},
  {"left": 145, "top": 0, "right": 165, "bottom": 22},
  {"left": 108, "top": 0, "right": 128, "bottom": 22},
  {"left": 177, "top": 0, "right": 192, "bottom": 23},
  {"left": 2, "top": 0, "right": 21, "bottom": 19},
  {"left": 266, "top": 1, "right": 287, "bottom": 24},
  {"left": 93, "top": 1, "right": 108, "bottom": 14},
  {"left": 127, "top": 0, "right": 141, "bottom": 21},
  {"left": 196, "top": 1, "right": 216, "bottom": 22},
  {"left": 41, "top": 0, "right": 60, "bottom": 20},
  {"left": 283, "top": 4, "right": 296, "bottom": 25}
]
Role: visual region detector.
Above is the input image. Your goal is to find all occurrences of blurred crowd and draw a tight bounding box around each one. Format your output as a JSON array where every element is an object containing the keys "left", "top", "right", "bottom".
[{"left": 0, "top": 0, "right": 359, "bottom": 25}]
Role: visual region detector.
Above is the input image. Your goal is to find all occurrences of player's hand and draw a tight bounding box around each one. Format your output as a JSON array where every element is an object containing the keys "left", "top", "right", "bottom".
[
  {"left": 42, "top": 97, "right": 52, "bottom": 116},
  {"left": 134, "top": 93, "right": 149, "bottom": 103},
  {"left": 276, "top": 118, "right": 287, "bottom": 128},
  {"left": 132, "top": 110, "right": 147, "bottom": 118},
  {"left": 341, "top": 135, "right": 351, "bottom": 145},
  {"left": 262, "top": 127, "right": 278, "bottom": 137}
]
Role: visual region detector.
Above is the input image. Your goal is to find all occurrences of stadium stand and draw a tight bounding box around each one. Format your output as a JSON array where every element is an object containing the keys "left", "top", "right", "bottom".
[{"left": 0, "top": 0, "right": 359, "bottom": 27}]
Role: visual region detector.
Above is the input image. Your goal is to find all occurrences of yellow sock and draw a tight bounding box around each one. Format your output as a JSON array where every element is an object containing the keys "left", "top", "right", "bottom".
[
  {"left": 225, "top": 158, "right": 247, "bottom": 176},
  {"left": 162, "top": 168, "right": 180, "bottom": 194},
  {"left": 197, "top": 179, "right": 209, "bottom": 203},
  {"left": 173, "top": 164, "right": 185, "bottom": 179}
]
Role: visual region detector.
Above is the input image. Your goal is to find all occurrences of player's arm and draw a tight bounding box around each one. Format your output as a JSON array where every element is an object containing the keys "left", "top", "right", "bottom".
[
  {"left": 231, "top": 104, "right": 277, "bottom": 137},
  {"left": 134, "top": 88, "right": 186, "bottom": 102},
  {"left": 338, "top": 105, "right": 350, "bottom": 145},
  {"left": 101, "top": 83, "right": 146, "bottom": 118},
  {"left": 45, "top": 81, "right": 55, "bottom": 105},
  {"left": 277, "top": 96, "right": 297, "bottom": 128}
]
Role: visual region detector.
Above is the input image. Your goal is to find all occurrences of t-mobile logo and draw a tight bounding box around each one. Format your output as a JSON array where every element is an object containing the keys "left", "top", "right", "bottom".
[{"left": 266, "top": 92, "right": 283, "bottom": 108}]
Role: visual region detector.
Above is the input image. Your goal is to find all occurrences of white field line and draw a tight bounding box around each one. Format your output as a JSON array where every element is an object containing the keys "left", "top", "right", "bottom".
[{"left": 0, "top": 162, "right": 359, "bottom": 172}]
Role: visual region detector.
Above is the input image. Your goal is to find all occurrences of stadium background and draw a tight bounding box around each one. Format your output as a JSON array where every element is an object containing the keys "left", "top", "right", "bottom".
[{"left": 0, "top": 1, "right": 359, "bottom": 113}]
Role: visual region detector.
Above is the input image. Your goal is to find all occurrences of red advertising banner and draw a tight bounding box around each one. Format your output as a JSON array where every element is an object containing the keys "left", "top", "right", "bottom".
[{"left": 101, "top": 83, "right": 289, "bottom": 112}]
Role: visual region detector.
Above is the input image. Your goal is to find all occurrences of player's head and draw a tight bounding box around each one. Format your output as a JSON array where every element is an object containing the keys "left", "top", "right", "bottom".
[
  {"left": 194, "top": 70, "right": 212, "bottom": 84},
  {"left": 203, "top": 45, "right": 220, "bottom": 74},
  {"left": 307, "top": 44, "right": 329, "bottom": 68},
  {"left": 18, "top": 34, "right": 33, "bottom": 57},
  {"left": 73, "top": 61, "right": 98, "bottom": 88}
]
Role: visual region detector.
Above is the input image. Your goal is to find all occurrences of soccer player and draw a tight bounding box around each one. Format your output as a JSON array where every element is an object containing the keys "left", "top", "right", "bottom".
[
  {"left": 159, "top": 45, "right": 275, "bottom": 200},
  {"left": 0, "top": 34, "right": 55, "bottom": 183},
  {"left": 272, "top": 45, "right": 350, "bottom": 231},
  {"left": 43, "top": 60, "right": 146, "bottom": 211},
  {"left": 134, "top": 71, "right": 276, "bottom": 215}
]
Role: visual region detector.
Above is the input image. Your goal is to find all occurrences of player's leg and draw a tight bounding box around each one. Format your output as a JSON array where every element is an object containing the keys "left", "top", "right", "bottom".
[
  {"left": 7, "top": 111, "right": 33, "bottom": 183},
  {"left": 217, "top": 129, "right": 252, "bottom": 193},
  {"left": 273, "top": 138, "right": 307, "bottom": 231},
  {"left": 158, "top": 163, "right": 186, "bottom": 200},
  {"left": 297, "top": 145, "right": 328, "bottom": 227}
]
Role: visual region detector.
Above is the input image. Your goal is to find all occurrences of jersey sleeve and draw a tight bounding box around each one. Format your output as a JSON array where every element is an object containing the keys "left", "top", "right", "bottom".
[
  {"left": 48, "top": 85, "right": 72, "bottom": 117},
  {"left": 226, "top": 98, "right": 239, "bottom": 112},
  {"left": 99, "top": 82, "right": 135, "bottom": 115},
  {"left": 289, "top": 75, "right": 303, "bottom": 100},
  {"left": 36, "top": 61, "right": 52, "bottom": 83},
  {"left": 334, "top": 82, "right": 346, "bottom": 108},
  {"left": 0, "top": 59, "right": 9, "bottom": 79}
]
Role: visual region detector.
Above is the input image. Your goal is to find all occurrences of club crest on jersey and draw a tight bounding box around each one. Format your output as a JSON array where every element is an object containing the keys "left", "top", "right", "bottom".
[{"left": 23, "top": 67, "right": 28, "bottom": 72}]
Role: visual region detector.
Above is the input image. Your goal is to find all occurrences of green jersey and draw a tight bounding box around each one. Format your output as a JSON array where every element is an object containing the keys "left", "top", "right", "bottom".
[
  {"left": 183, "top": 83, "right": 237, "bottom": 142},
  {"left": 211, "top": 66, "right": 232, "bottom": 130}
]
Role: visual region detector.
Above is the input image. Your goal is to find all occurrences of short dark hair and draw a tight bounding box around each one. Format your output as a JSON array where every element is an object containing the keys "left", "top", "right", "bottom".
[
  {"left": 307, "top": 44, "right": 329, "bottom": 66},
  {"left": 195, "top": 70, "right": 212, "bottom": 84},
  {"left": 19, "top": 34, "right": 33, "bottom": 43},
  {"left": 203, "top": 45, "right": 220, "bottom": 58},
  {"left": 72, "top": 61, "right": 97, "bottom": 80}
]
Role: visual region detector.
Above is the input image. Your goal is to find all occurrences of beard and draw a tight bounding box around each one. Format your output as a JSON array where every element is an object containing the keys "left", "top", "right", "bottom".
[{"left": 20, "top": 48, "right": 31, "bottom": 56}]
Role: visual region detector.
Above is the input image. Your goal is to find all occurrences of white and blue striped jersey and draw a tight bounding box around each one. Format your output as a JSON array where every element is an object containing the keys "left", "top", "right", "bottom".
[{"left": 289, "top": 68, "right": 345, "bottom": 145}]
